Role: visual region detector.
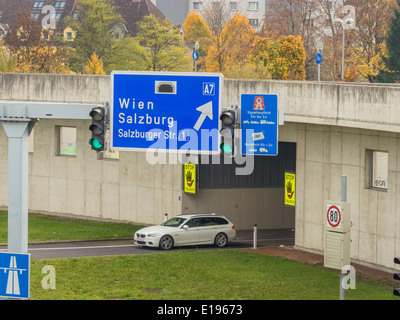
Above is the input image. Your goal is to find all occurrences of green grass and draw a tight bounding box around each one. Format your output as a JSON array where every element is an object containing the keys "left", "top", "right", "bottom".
[
  {"left": 31, "top": 250, "right": 398, "bottom": 300},
  {"left": 0, "top": 211, "right": 144, "bottom": 243},
  {"left": 0, "top": 210, "right": 396, "bottom": 300}
]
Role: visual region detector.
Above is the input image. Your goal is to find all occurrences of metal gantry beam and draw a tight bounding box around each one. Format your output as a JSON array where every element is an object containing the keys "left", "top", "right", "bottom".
[
  {"left": 0, "top": 101, "right": 97, "bottom": 253},
  {"left": 0, "top": 101, "right": 95, "bottom": 120}
]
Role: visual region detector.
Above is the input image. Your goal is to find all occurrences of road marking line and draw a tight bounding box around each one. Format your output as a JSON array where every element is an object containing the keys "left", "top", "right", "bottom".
[{"left": 26, "top": 244, "right": 135, "bottom": 251}]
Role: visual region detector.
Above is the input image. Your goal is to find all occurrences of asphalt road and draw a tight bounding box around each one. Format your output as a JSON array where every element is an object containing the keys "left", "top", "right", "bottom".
[{"left": 0, "top": 229, "right": 295, "bottom": 259}]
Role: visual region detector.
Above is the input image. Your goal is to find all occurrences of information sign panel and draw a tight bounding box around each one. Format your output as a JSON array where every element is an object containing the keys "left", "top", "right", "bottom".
[
  {"left": 240, "top": 94, "right": 278, "bottom": 156},
  {"left": 111, "top": 71, "right": 223, "bottom": 153}
]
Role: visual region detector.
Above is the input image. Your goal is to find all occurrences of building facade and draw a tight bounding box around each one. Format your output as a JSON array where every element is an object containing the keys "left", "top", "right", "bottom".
[{"left": 152, "top": 0, "right": 266, "bottom": 31}]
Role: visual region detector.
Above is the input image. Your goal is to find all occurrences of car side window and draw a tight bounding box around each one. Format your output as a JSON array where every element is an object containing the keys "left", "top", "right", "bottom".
[
  {"left": 199, "top": 217, "right": 217, "bottom": 227},
  {"left": 185, "top": 218, "right": 199, "bottom": 228},
  {"left": 214, "top": 217, "right": 228, "bottom": 225}
]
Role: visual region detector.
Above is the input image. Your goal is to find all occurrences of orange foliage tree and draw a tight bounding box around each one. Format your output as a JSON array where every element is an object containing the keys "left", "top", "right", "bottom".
[
  {"left": 6, "top": 10, "right": 71, "bottom": 73},
  {"left": 84, "top": 52, "right": 106, "bottom": 75},
  {"left": 205, "top": 13, "right": 254, "bottom": 74},
  {"left": 183, "top": 12, "right": 213, "bottom": 71},
  {"left": 250, "top": 35, "right": 306, "bottom": 80}
]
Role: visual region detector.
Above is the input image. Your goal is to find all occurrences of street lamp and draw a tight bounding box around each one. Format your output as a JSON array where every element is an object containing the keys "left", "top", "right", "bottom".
[{"left": 334, "top": 17, "right": 355, "bottom": 81}]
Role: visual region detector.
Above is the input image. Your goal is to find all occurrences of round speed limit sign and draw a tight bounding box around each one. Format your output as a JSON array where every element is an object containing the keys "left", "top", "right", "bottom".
[{"left": 327, "top": 205, "right": 341, "bottom": 228}]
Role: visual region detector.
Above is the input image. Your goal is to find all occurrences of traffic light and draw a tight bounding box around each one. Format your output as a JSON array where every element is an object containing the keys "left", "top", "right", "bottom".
[
  {"left": 219, "top": 109, "right": 236, "bottom": 155},
  {"left": 89, "top": 106, "right": 105, "bottom": 151},
  {"left": 394, "top": 257, "right": 400, "bottom": 296}
]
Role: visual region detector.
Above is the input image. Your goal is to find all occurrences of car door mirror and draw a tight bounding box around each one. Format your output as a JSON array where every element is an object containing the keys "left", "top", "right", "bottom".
[{"left": 182, "top": 224, "right": 189, "bottom": 230}]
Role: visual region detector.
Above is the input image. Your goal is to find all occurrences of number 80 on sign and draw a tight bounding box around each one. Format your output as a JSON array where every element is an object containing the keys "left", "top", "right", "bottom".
[{"left": 327, "top": 205, "right": 341, "bottom": 228}]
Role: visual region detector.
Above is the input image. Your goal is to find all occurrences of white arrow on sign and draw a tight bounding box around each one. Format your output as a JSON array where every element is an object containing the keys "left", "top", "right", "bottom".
[{"left": 193, "top": 101, "right": 213, "bottom": 131}]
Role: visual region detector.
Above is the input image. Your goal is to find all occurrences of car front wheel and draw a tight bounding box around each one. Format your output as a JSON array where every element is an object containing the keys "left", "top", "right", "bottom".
[
  {"left": 214, "top": 233, "right": 228, "bottom": 248},
  {"left": 159, "top": 235, "right": 174, "bottom": 250}
]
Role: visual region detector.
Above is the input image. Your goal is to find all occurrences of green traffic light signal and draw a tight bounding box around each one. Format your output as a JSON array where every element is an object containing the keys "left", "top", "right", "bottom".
[
  {"left": 220, "top": 143, "right": 233, "bottom": 154},
  {"left": 89, "top": 138, "right": 103, "bottom": 150}
]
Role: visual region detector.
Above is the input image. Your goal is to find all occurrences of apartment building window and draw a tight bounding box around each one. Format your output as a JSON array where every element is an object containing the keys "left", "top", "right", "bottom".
[
  {"left": 55, "top": 11, "right": 62, "bottom": 20},
  {"left": 31, "top": 11, "right": 40, "bottom": 19},
  {"left": 366, "top": 150, "right": 388, "bottom": 191},
  {"left": 66, "top": 32, "right": 73, "bottom": 41},
  {"left": 33, "top": 1, "right": 44, "bottom": 8},
  {"left": 57, "top": 126, "right": 77, "bottom": 156},
  {"left": 248, "top": 2, "right": 259, "bottom": 10},
  {"left": 55, "top": 1, "right": 66, "bottom": 8},
  {"left": 193, "top": 2, "right": 203, "bottom": 10},
  {"left": 230, "top": 2, "right": 238, "bottom": 10},
  {"left": 0, "top": 26, "right": 5, "bottom": 40},
  {"left": 249, "top": 19, "right": 259, "bottom": 27},
  {"left": 304, "top": 18, "right": 314, "bottom": 27}
]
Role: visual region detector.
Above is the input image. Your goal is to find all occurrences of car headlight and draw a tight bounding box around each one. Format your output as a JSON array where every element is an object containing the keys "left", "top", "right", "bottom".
[{"left": 147, "top": 233, "right": 161, "bottom": 238}]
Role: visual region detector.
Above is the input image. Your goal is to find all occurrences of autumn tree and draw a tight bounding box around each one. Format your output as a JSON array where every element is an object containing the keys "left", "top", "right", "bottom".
[
  {"left": 264, "top": 0, "right": 396, "bottom": 81},
  {"left": 7, "top": 10, "right": 41, "bottom": 69},
  {"left": 0, "top": 42, "right": 16, "bottom": 72},
  {"left": 135, "top": 14, "right": 191, "bottom": 71},
  {"left": 331, "top": 0, "right": 394, "bottom": 82},
  {"left": 183, "top": 12, "right": 213, "bottom": 71},
  {"left": 250, "top": 35, "right": 306, "bottom": 80},
  {"left": 201, "top": 0, "right": 235, "bottom": 40},
  {"left": 263, "top": 0, "right": 322, "bottom": 79},
  {"left": 6, "top": 10, "right": 70, "bottom": 73},
  {"left": 205, "top": 13, "right": 254, "bottom": 74},
  {"left": 65, "top": 0, "right": 123, "bottom": 72},
  {"left": 105, "top": 37, "right": 146, "bottom": 73},
  {"left": 84, "top": 52, "right": 106, "bottom": 75}
]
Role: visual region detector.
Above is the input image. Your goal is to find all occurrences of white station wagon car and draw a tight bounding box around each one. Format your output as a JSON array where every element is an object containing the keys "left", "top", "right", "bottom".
[{"left": 134, "top": 214, "right": 236, "bottom": 250}]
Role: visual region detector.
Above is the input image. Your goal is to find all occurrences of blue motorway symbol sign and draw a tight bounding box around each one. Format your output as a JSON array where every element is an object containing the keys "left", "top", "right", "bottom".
[
  {"left": 0, "top": 252, "right": 30, "bottom": 299},
  {"left": 240, "top": 94, "right": 278, "bottom": 156},
  {"left": 315, "top": 52, "right": 322, "bottom": 64},
  {"left": 111, "top": 71, "right": 223, "bottom": 153}
]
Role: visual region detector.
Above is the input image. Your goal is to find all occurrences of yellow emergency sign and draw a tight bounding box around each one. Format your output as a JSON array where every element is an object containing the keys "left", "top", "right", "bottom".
[
  {"left": 184, "top": 163, "right": 197, "bottom": 194},
  {"left": 284, "top": 172, "right": 296, "bottom": 206}
]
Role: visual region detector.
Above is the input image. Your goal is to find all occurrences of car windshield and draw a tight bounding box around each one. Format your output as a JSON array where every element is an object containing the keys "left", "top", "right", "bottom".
[{"left": 161, "top": 217, "right": 187, "bottom": 227}]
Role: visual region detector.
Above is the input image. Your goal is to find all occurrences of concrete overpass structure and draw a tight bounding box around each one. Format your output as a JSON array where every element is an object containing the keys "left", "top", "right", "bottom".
[{"left": 0, "top": 72, "right": 399, "bottom": 271}]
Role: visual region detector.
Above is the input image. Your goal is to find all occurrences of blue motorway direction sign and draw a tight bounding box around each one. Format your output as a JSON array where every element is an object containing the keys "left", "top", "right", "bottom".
[
  {"left": 240, "top": 94, "right": 278, "bottom": 156},
  {"left": 111, "top": 71, "right": 223, "bottom": 153},
  {"left": 0, "top": 252, "right": 30, "bottom": 299}
]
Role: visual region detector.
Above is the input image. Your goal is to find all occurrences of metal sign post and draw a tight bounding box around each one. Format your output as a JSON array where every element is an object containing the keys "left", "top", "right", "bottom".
[
  {"left": 340, "top": 175, "right": 347, "bottom": 301},
  {"left": 194, "top": 41, "right": 199, "bottom": 72}
]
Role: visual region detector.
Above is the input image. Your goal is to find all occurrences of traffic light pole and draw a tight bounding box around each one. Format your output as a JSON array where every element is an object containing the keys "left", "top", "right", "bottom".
[{"left": 0, "top": 101, "right": 96, "bottom": 253}]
